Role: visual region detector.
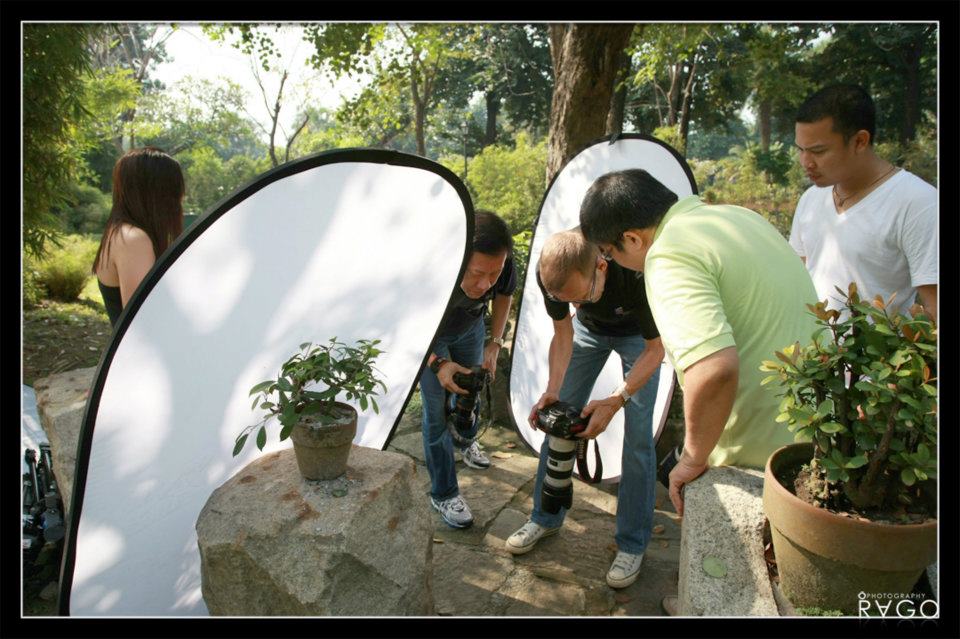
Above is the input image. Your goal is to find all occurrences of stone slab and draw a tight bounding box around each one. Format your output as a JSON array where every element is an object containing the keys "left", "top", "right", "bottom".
[
  {"left": 431, "top": 542, "right": 514, "bottom": 616},
  {"left": 33, "top": 366, "right": 96, "bottom": 515},
  {"left": 491, "top": 566, "right": 588, "bottom": 616},
  {"left": 196, "top": 445, "right": 434, "bottom": 616},
  {"left": 678, "top": 466, "right": 779, "bottom": 616}
]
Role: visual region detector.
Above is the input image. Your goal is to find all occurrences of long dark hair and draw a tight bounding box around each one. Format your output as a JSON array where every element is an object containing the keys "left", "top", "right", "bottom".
[{"left": 92, "top": 146, "right": 185, "bottom": 274}]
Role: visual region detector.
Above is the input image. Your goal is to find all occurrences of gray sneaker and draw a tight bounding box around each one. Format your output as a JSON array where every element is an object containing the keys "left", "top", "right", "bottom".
[
  {"left": 505, "top": 520, "right": 560, "bottom": 555},
  {"left": 459, "top": 441, "right": 491, "bottom": 469},
  {"left": 606, "top": 550, "right": 644, "bottom": 588},
  {"left": 430, "top": 494, "right": 474, "bottom": 528}
]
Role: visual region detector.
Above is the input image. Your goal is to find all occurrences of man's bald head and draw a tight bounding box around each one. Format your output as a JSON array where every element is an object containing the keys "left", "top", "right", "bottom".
[{"left": 538, "top": 228, "right": 600, "bottom": 294}]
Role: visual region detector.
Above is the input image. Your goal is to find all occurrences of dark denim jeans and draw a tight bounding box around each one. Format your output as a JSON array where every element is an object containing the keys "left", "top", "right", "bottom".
[
  {"left": 418, "top": 318, "right": 485, "bottom": 501},
  {"left": 531, "top": 316, "right": 660, "bottom": 555}
]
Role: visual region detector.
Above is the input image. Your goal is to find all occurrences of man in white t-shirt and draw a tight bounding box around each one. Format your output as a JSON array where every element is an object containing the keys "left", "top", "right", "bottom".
[{"left": 791, "top": 84, "right": 937, "bottom": 323}]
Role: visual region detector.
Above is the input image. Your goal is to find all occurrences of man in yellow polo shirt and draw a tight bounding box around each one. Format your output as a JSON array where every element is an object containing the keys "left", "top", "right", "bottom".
[{"left": 579, "top": 168, "right": 819, "bottom": 518}]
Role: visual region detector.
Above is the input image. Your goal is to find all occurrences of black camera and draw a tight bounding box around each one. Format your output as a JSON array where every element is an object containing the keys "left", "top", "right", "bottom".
[
  {"left": 446, "top": 365, "right": 490, "bottom": 447},
  {"left": 22, "top": 444, "right": 65, "bottom": 574},
  {"left": 534, "top": 401, "right": 588, "bottom": 515},
  {"left": 657, "top": 444, "right": 683, "bottom": 489}
]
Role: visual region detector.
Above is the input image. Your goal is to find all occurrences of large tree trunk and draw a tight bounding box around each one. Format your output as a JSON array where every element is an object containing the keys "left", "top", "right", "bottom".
[
  {"left": 605, "top": 46, "right": 632, "bottom": 136},
  {"left": 484, "top": 90, "right": 500, "bottom": 147},
  {"left": 546, "top": 24, "right": 634, "bottom": 183},
  {"left": 758, "top": 98, "right": 772, "bottom": 153},
  {"left": 666, "top": 62, "right": 682, "bottom": 126},
  {"left": 411, "top": 75, "right": 426, "bottom": 156},
  {"left": 901, "top": 43, "right": 921, "bottom": 145}
]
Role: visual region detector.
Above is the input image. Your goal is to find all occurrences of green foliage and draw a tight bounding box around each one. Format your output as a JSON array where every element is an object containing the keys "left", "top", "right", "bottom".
[
  {"left": 875, "top": 119, "right": 938, "bottom": 188},
  {"left": 178, "top": 147, "right": 271, "bottom": 215},
  {"left": 690, "top": 144, "right": 808, "bottom": 238},
  {"left": 510, "top": 229, "right": 533, "bottom": 307},
  {"left": 137, "top": 76, "right": 261, "bottom": 159},
  {"left": 797, "top": 607, "right": 844, "bottom": 617},
  {"left": 234, "top": 338, "right": 388, "bottom": 456},
  {"left": 56, "top": 183, "right": 112, "bottom": 235},
  {"left": 78, "top": 66, "right": 144, "bottom": 149},
  {"left": 23, "top": 24, "right": 95, "bottom": 257},
  {"left": 22, "top": 259, "right": 46, "bottom": 310},
  {"left": 33, "top": 235, "right": 100, "bottom": 302},
  {"left": 760, "top": 283, "right": 937, "bottom": 516},
  {"left": 441, "top": 132, "right": 547, "bottom": 235},
  {"left": 653, "top": 125, "right": 685, "bottom": 156}
]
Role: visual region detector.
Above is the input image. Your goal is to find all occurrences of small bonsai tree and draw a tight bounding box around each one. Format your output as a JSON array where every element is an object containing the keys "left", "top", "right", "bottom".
[
  {"left": 233, "top": 338, "right": 387, "bottom": 456},
  {"left": 760, "top": 283, "right": 937, "bottom": 520}
]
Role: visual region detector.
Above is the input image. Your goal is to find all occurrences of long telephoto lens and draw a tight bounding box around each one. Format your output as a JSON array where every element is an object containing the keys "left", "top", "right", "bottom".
[{"left": 541, "top": 435, "right": 577, "bottom": 514}]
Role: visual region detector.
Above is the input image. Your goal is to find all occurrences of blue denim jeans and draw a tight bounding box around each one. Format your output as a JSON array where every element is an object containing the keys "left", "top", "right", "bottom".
[
  {"left": 419, "top": 317, "right": 486, "bottom": 501},
  {"left": 531, "top": 316, "right": 660, "bottom": 555}
]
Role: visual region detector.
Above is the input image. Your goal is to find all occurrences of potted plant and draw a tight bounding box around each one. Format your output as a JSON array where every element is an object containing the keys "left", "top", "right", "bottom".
[
  {"left": 233, "top": 338, "right": 387, "bottom": 480},
  {"left": 760, "top": 283, "right": 937, "bottom": 614}
]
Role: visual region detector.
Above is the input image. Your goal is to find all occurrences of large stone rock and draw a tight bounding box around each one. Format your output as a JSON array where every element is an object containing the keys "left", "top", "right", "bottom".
[
  {"left": 33, "top": 366, "right": 96, "bottom": 515},
  {"left": 196, "top": 445, "right": 434, "bottom": 616},
  {"left": 678, "top": 466, "right": 779, "bottom": 616}
]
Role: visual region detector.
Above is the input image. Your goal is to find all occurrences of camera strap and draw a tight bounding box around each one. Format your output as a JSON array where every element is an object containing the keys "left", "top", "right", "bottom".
[{"left": 575, "top": 438, "right": 603, "bottom": 483}]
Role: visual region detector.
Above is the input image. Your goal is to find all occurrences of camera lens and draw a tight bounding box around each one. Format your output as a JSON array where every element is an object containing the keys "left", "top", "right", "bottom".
[{"left": 541, "top": 435, "right": 577, "bottom": 514}]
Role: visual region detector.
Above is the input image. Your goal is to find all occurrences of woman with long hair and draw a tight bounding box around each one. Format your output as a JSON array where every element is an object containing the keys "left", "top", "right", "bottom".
[{"left": 92, "top": 146, "right": 185, "bottom": 327}]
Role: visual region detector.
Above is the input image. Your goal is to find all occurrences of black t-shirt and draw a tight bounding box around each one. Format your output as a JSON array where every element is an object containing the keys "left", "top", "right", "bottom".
[
  {"left": 438, "top": 256, "right": 517, "bottom": 337},
  {"left": 537, "top": 259, "right": 659, "bottom": 339}
]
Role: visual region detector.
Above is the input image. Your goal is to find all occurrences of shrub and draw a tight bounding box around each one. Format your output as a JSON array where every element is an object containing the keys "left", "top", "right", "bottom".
[
  {"left": 22, "top": 257, "right": 46, "bottom": 310},
  {"left": 761, "top": 284, "right": 937, "bottom": 518},
  {"left": 690, "top": 145, "right": 808, "bottom": 239},
  {"left": 440, "top": 132, "right": 548, "bottom": 235},
  {"left": 652, "top": 125, "right": 685, "bottom": 156},
  {"left": 511, "top": 229, "right": 533, "bottom": 308},
  {"left": 876, "top": 121, "right": 937, "bottom": 188},
  {"left": 57, "top": 182, "right": 112, "bottom": 235},
  {"left": 35, "top": 234, "right": 99, "bottom": 302}
]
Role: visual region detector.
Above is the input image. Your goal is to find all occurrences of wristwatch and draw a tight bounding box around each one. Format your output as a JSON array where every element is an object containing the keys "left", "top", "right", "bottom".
[
  {"left": 429, "top": 356, "right": 448, "bottom": 375},
  {"left": 615, "top": 382, "right": 631, "bottom": 406},
  {"left": 491, "top": 336, "right": 506, "bottom": 348}
]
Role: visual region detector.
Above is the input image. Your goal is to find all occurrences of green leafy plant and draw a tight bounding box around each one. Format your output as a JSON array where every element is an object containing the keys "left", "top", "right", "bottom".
[
  {"left": 233, "top": 338, "right": 387, "bottom": 456},
  {"left": 760, "top": 283, "right": 937, "bottom": 518}
]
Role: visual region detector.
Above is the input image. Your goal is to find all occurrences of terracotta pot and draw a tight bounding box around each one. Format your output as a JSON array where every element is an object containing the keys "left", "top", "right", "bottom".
[
  {"left": 288, "top": 403, "right": 357, "bottom": 480},
  {"left": 763, "top": 443, "right": 936, "bottom": 614}
]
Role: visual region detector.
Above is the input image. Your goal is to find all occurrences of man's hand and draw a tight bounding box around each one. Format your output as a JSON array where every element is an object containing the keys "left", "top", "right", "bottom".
[
  {"left": 437, "top": 360, "right": 473, "bottom": 395},
  {"left": 528, "top": 391, "right": 560, "bottom": 429},
  {"left": 482, "top": 342, "right": 501, "bottom": 381},
  {"left": 668, "top": 453, "right": 708, "bottom": 517},
  {"left": 577, "top": 396, "right": 622, "bottom": 439}
]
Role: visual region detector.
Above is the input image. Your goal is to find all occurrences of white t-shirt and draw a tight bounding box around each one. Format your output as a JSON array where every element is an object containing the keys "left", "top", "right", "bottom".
[{"left": 789, "top": 169, "right": 938, "bottom": 319}]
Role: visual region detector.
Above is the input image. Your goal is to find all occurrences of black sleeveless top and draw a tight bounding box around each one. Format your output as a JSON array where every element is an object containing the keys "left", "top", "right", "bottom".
[{"left": 98, "top": 279, "right": 123, "bottom": 327}]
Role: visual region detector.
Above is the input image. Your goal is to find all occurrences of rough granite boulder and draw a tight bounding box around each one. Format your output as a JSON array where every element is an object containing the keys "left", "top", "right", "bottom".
[
  {"left": 33, "top": 366, "right": 96, "bottom": 515},
  {"left": 196, "top": 445, "right": 434, "bottom": 616},
  {"left": 678, "top": 466, "right": 779, "bottom": 616}
]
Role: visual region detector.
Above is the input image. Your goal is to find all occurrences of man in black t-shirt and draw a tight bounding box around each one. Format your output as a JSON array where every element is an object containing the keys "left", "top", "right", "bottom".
[
  {"left": 504, "top": 228, "right": 664, "bottom": 589},
  {"left": 421, "top": 211, "right": 516, "bottom": 529}
]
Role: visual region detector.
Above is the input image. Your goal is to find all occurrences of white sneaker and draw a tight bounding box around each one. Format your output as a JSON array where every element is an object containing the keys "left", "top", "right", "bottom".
[
  {"left": 505, "top": 520, "right": 560, "bottom": 555},
  {"left": 460, "top": 441, "right": 491, "bottom": 469},
  {"left": 606, "top": 551, "right": 644, "bottom": 588},
  {"left": 430, "top": 494, "right": 474, "bottom": 528}
]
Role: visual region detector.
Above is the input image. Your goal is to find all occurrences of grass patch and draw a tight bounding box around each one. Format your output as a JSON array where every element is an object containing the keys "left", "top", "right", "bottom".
[
  {"left": 796, "top": 607, "right": 845, "bottom": 616},
  {"left": 23, "top": 298, "right": 111, "bottom": 386}
]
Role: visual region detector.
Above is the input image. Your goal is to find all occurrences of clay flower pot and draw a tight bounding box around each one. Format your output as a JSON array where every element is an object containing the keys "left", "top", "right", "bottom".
[
  {"left": 289, "top": 402, "right": 357, "bottom": 480},
  {"left": 763, "top": 443, "right": 936, "bottom": 614}
]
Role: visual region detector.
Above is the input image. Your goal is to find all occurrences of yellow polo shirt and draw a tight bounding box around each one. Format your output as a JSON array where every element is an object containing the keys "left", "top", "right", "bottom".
[{"left": 644, "top": 196, "right": 820, "bottom": 468}]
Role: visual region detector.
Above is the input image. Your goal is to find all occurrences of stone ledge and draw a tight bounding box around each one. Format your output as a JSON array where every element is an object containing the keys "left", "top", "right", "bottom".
[
  {"left": 678, "top": 466, "right": 779, "bottom": 616},
  {"left": 32, "top": 366, "right": 97, "bottom": 516}
]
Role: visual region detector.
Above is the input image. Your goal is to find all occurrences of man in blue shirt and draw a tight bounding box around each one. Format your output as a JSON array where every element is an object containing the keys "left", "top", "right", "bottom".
[{"left": 422, "top": 211, "right": 515, "bottom": 528}]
